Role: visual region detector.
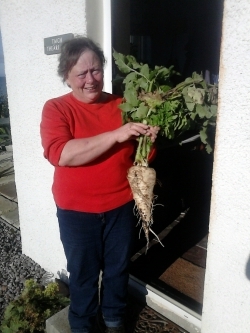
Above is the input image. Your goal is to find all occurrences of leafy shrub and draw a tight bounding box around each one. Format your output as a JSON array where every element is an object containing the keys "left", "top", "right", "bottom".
[{"left": 0, "top": 279, "right": 70, "bottom": 333}]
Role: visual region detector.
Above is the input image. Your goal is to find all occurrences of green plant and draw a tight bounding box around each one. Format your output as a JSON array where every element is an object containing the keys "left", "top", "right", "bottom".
[
  {"left": 113, "top": 50, "right": 218, "bottom": 165},
  {"left": 0, "top": 279, "right": 70, "bottom": 333},
  {"left": 112, "top": 51, "right": 218, "bottom": 247}
]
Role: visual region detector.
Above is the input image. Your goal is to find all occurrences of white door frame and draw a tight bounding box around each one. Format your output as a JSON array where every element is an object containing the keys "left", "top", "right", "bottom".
[
  {"left": 129, "top": 275, "right": 201, "bottom": 333},
  {"left": 103, "top": 0, "right": 112, "bottom": 93}
]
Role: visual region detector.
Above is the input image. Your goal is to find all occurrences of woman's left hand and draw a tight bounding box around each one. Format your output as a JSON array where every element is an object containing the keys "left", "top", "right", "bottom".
[{"left": 145, "top": 126, "right": 160, "bottom": 143}]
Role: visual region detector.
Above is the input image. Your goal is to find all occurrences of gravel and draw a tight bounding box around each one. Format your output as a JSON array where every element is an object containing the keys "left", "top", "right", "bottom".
[{"left": 0, "top": 220, "right": 48, "bottom": 322}]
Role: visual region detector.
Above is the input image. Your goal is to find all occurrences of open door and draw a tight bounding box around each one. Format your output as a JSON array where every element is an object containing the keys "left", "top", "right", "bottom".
[{"left": 111, "top": 0, "right": 223, "bottom": 330}]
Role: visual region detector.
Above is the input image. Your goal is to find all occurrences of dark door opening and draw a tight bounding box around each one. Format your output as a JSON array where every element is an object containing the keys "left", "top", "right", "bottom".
[{"left": 112, "top": 0, "right": 223, "bottom": 315}]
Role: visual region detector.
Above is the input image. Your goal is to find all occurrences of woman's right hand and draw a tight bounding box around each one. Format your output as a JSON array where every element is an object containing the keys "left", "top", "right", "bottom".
[
  {"left": 114, "top": 122, "right": 149, "bottom": 143},
  {"left": 58, "top": 122, "right": 158, "bottom": 167}
]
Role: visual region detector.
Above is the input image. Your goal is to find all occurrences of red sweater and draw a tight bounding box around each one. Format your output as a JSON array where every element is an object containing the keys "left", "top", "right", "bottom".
[{"left": 40, "top": 92, "right": 135, "bottom": 213}]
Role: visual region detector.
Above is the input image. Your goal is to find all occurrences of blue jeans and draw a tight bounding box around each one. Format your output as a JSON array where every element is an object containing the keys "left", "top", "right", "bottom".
[{"left": 57, "top": 201, "right": 135, "bottom": 333}]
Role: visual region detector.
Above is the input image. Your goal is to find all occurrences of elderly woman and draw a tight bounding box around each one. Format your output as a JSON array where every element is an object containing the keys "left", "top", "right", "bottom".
[{"left": 40, "top": 37, "right": 159, "bottom": 333}]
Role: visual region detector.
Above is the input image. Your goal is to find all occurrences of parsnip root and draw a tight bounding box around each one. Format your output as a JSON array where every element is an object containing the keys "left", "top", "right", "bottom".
[{"left": 127, "top": 165, "right": 163, "bottom": 250}]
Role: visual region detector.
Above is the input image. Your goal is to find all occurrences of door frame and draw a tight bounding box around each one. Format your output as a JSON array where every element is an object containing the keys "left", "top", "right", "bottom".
[
  {"left": 109, "top": 1, "right": 204, "bottom": 332},
  {"left": 129, "top": 275, "right": 201, "bottom": 333}
]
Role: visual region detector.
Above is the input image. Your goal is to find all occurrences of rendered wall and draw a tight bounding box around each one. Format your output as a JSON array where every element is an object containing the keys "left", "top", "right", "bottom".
[
  {"left": 0, "top": 0, "right": 111, "bottom": 276},
  {"left": 201, "top": 1, "right": 250, "bottom": 332}
]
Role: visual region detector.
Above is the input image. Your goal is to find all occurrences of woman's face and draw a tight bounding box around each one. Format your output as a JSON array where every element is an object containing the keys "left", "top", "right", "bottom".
[{"left": 66, "top": 50, "right": 104, "bottom": 103}]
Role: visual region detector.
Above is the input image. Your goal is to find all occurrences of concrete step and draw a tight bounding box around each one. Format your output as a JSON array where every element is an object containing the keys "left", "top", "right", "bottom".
[
  {"left": 45, "top": 295, "right": 188, "bottom": 333},
  {"left": 0, "top": 194, "right": 19, "bottom": 228},
  {"left": 46, "top": 306, "right": 70, "bottom": 333},
  {"left": 0, "top": 150, "right": 15, "bottom": 185},
  {"left": 0, "top": 181, "right": 17, "bottom": 201}
]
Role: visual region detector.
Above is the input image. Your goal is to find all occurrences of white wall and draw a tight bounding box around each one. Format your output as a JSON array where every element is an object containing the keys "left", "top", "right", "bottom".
[
  {"left": 0, "top": 0, "right": 111, "bottom": 276},
  {"left": 201, "top": 1, "right": 250, "bottom": 332}
]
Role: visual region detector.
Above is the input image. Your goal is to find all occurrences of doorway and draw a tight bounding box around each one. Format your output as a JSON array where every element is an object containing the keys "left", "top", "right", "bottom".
[{"left": 111, "top": 0, "right": 223, "bottom": 318}]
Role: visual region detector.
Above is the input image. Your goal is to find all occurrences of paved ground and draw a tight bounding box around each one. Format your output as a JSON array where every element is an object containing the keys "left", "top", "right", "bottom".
[{"left": 0, "top": 147, "right": 19, "bottom": 228}]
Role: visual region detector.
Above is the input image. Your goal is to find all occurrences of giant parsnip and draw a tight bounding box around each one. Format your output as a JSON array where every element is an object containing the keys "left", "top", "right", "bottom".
[{"left": 113, "top": 51, "right": 218, "bottom": 249}]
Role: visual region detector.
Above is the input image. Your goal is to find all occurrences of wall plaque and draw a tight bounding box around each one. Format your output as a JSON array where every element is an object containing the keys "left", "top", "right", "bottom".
[{"left": 44, "top": 33, "right": 74, "bottom": 55}]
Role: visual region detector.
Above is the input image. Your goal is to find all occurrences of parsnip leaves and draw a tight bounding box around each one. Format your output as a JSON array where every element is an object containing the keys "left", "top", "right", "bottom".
[{"left": 113, "top": 50, "right": 218, "bottom": 160}]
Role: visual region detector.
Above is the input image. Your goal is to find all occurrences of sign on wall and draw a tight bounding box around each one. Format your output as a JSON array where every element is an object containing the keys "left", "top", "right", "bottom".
[{"left": 44, "top": 33, "right": 74, "bottom": 55}]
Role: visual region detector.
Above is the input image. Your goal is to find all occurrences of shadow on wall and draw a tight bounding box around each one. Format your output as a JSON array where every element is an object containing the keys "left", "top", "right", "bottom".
[{"left": 245, "top": 256, "right": 250, "bottom": 280}]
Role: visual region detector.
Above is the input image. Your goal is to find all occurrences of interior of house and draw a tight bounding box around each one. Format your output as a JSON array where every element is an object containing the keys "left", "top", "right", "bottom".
[{"left": 111, "top": 0, "right": 223, "bottom": 315}]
